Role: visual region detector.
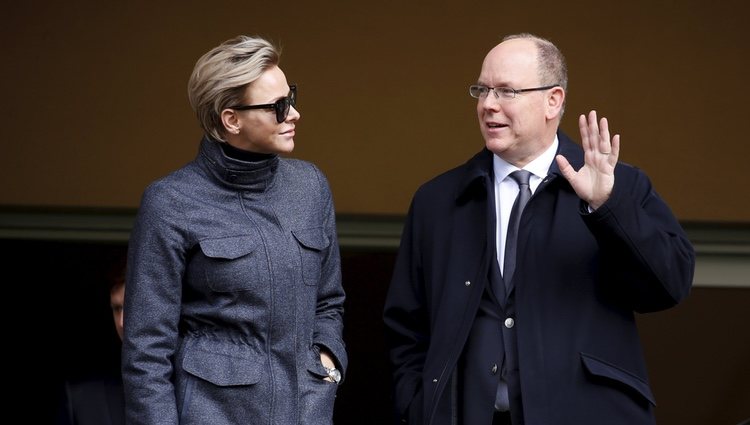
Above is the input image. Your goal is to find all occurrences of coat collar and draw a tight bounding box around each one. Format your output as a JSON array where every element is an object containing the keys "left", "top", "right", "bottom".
[
  {"left": 455, "top": 130, "right": 584, "bottom": 202},
  {"left": 549, "top": 130, "right": 584, "bottom": 176},
  {"left": 197, "top": 137, "right": 280, "bottom": 192},
  {"left": 455, "top": 148, "right": 494, "bottom": 203}
]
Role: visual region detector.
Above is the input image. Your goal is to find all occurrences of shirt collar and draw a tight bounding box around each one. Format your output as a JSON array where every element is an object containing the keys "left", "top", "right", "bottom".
[{"left": 493, "top": 135, "right": 559, "bottom": 184}]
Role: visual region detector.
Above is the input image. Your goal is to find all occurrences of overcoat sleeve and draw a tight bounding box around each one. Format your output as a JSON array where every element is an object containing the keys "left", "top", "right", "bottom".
[{"left": 583, "top": 164, "right": 695, "bottom": 312}]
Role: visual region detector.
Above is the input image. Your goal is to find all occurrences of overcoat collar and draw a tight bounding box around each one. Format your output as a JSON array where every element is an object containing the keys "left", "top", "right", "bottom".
[
  {"left": 455, "top": 149, "right": 493, "bottom": 203},
  {"left": 550, "top": 130, "right": 585, "bottom": 176},
  {"left": 454, "top": 130, "right": 584, "bottom": 202}
]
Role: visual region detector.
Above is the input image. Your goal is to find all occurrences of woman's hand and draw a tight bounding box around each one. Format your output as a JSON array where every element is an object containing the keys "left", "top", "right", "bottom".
[{"left": 320, "top": 349, "right": 336, "bottom": 382}]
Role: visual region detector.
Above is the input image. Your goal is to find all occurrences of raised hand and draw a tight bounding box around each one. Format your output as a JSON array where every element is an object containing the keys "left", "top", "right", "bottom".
[{"left": 555, "top": 110, "right": 620, "bottom": 210}]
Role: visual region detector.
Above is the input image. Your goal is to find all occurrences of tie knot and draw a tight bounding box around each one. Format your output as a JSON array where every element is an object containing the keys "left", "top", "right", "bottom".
[{"left": 509, "top": 170, "right": 532, "bottom": 187}]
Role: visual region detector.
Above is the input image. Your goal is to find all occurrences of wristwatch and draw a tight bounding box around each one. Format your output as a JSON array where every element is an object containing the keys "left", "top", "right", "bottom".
[{"left": 324, "top": 366, "right": 342, "bottom": 384}]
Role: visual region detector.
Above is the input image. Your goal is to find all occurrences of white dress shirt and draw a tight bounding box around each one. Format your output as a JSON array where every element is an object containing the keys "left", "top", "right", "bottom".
[{"left": 492, "top": 136, "right": 559, "bottom": 270}]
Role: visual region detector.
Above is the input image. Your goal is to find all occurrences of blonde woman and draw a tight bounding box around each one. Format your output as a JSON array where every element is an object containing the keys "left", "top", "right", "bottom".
[{"left": 123, "top": 35, "right": 346, "bottom": 425}]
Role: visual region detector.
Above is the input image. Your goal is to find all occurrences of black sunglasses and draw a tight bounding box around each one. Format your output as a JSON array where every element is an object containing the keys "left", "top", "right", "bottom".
[{"left": 228, "top": 84, "right": 297, "bottom": 123}]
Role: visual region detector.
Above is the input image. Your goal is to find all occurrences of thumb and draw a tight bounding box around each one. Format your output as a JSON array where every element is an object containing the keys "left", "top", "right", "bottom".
[{"left": 555, "top": 154, "right": 576, "bottom": 183}]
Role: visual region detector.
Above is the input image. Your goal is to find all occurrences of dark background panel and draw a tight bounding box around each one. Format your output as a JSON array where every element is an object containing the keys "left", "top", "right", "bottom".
[
  {"left": 3, "top": 240, "right": 125, "bottom": 423},
  {"left": 2, "top": 240, "right": 748, "bottom": 424}
]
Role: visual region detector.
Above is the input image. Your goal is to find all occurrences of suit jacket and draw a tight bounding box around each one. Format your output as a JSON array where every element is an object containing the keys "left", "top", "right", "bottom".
[
  {"left": 383, "top": 131, "right": 695, "bottom": 425},
  {"left": 58, "top": 376, "right": 125, "bottom": 425}
]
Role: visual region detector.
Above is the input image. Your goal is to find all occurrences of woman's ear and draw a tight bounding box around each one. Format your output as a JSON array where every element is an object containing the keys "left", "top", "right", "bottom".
[{"left": 221, "top": 109, "right": 241, "bottom": 134}]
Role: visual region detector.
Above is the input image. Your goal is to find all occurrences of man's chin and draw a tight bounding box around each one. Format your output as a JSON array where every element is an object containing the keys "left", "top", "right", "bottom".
[{"left": 485, "top": 138, "right": 511, "bottom": 155}]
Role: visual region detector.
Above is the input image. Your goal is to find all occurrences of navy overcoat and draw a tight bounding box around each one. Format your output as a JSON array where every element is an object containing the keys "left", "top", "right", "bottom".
[{"left": 383, "top": 131, "right": 694, "bottom": 425}]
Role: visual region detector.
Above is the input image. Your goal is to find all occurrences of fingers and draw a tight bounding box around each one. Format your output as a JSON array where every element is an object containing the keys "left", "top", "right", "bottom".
[
  {"left": 579, "top": 110, "right": 619, "bottom": 158},
  {"left": 578, "top": 113, "right": 590, "bottom": 152},
  {"left": 579, "top": 110, "right": 601, "bottom": 153},
  {"left": 599, "top": 116, "right": 611, "bottom": 153},
  {"left": 610, "top": 134, "right": 621, "bottom": 163}
]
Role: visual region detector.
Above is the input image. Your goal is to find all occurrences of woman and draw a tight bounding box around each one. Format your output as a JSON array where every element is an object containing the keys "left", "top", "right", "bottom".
[{"left": 123, "top": 35, "right": 346, "bottom": 425}]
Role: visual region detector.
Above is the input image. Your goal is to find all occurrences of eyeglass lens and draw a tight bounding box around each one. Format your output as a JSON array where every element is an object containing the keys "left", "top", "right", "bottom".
[{"left": 469, "top": 85, "right": 514, "bottom": 99}]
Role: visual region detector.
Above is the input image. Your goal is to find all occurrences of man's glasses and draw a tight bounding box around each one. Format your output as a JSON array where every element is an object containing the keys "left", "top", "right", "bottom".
[
  {"left": 469, "top": 84, "right": 559, "bottom": 100},
  {"left": 228, "top": 84, "right": 297, "bottom": 123}
]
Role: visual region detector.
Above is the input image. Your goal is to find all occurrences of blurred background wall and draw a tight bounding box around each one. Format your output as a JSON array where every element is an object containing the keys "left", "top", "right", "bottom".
[
  {"left": 2, "top": 0, "right": 749, "bottom": 220},
  {"left": 2, "top": 1, "right": 748, "bottom": 424}
]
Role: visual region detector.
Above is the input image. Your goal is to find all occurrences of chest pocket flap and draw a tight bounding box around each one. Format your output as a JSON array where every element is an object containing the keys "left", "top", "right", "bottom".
[
  {"left": 291, "top": 227, "right": 330, "bottom": 251},
  {"left": 199, "top": 235, "right": 258, "bottom": 260},
  {"left": 292, "top": 227, "right": 330, "bottom": 285},
  {"left": 197, "top": 235, "right": 266, "bottom": 292}
]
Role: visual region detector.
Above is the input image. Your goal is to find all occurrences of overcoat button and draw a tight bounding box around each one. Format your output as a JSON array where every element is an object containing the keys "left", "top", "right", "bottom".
[
  {"left": 432, "top": 378, "right": 438, "bottom": 383},
  {"left": 491, "top": 364, "right": 498, "bottom": 374},
  {"left": 465, "top": 280, "right": 471, "bottom": 286},
  {"left": 504, "top": 318, "right": 515, "bottom": 328}
]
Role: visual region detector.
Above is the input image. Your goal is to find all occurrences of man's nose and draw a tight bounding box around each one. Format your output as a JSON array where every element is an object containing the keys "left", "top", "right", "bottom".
[{"left": 480, "top": 92, "right": 502, "bottom": 111}]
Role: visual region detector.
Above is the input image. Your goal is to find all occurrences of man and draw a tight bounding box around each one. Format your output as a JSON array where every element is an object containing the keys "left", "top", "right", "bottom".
[
  {"left": 383, "top": 33, "right": 694, "bottom": 425},
  {"left": 58, "top": 255, "right": 126, "bottom": 425}
]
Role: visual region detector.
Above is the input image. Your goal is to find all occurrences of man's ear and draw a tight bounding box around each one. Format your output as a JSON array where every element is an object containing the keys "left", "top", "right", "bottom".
[
  {"left": 545, "top": 87, "right": 565, "bottom": 120},
  {"left": 221, "top": 109, "right": 241, "bottom": 134}
]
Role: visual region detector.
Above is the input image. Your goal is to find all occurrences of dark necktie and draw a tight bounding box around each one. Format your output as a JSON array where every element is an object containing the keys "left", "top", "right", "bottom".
[{"left": 503, "top": 170, "right": 532, "bottom": 288}]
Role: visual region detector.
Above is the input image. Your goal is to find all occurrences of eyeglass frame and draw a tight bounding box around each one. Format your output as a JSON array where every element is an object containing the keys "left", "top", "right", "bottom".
[
  {"left": 469, "top": 84, "right": 559, "bottom": 100},
  {"left": 228, "top": 84, "right": 297, "bottom": 123}
]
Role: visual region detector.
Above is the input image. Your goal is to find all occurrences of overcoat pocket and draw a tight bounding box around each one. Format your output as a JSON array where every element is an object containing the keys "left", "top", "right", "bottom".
[
  {"left": 182, "top": 338, "right": 263, "bottom": 387},
  {"left": 580, "top": 352, "right": 656, "bottom": 406}
]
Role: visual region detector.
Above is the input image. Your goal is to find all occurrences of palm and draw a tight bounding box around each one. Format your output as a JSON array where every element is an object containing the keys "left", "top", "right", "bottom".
[{"left": 556, "top": 110, "right": 620, "bottom": 210}]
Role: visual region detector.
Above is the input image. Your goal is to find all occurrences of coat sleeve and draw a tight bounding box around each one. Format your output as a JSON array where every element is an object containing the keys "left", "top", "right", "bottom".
[
  {"left": 383, "top": 197, "right": 429, "bottom": 423},
  {"left": 583, "top": 165, "right": 695, "bottom": 312},
  {"left": 122, "top": 183, "right": 186, "bottom": 425},
  {"left": 310, "top": 166, "right": 348, "bottom": 376}
]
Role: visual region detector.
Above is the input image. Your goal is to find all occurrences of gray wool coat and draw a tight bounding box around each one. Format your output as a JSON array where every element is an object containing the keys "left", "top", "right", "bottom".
[{"left": 123, "top": 138, "right": 347, "bottom": 425}]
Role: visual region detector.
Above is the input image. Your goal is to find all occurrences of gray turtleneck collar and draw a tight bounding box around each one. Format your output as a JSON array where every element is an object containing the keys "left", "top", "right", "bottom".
[{"left": 197, "top": 137, "right": 280, "bottom": 193}]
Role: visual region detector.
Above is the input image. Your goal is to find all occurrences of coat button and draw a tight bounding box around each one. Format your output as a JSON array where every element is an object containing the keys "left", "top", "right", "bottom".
[
  {"left": 504, "top": 318, "right": 515, "bottom": 328},
  {"left": 465, "top": 280, "right": 471, "bottom": 286},
  {"left": 432, "top": 378, "right": 438, "bottom": 383},
  {"left": 491, "top": 364, "right": 498, "bottom": 374}
]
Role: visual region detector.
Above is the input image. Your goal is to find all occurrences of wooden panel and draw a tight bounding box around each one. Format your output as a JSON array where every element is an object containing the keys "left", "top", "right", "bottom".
[{"left": 2, "top": 1, "right": 749, "bottom": 221}]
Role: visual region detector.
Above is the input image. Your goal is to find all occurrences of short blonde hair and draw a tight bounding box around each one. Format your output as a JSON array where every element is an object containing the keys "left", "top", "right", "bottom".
[{"left": 188, "top": 35, "right": 280, "bottom": 142}]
